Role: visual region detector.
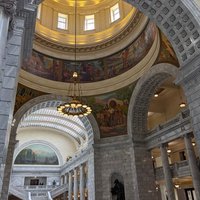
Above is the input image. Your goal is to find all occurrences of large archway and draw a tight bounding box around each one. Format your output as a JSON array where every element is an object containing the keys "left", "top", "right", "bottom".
[
  {"left": 2, "top": 94, "right": 100, "bottom": 200},
  {"left": 127, "top": 63, "right": 178, "bottom": 200},
  {"left": 125, "top": 0, "right": 200, "bottom": 66},
  {"left": 128, "top": 63, "right": 178, "bottom": 136}
]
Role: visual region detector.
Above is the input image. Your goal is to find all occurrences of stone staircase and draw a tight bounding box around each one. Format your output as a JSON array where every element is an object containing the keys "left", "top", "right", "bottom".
[
  {"left": 9, "top": 184, "right": 67, "bottom": 200},
  {"left": 50, "top": 184, "right": 68, "bottom": 199},
  {"left": 9, "top": 186, "right": 26, "bottom": 200}
]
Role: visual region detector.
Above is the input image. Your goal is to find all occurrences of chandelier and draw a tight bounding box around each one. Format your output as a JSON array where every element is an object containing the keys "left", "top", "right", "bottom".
[{"left": 57, "top": 0, "right": 92, "bottom": 117}]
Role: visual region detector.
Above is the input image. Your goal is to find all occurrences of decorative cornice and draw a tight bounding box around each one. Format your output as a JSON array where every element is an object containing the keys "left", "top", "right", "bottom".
[
  {"left": 0, "top": 0, "right": 16, "bottom": 31},
  {"left": 34, "top": 12, "right": 145, "bottom": 55}
]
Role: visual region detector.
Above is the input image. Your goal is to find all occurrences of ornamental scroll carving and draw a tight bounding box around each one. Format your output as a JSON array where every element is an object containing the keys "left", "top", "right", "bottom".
[{"left": 0, "top": 0, "right": 16, "bottom": 31}]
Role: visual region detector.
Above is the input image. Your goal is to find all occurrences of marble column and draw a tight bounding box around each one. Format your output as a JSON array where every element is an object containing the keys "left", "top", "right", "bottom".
[
  {"left": 74, "top": 168, "right": 78, "bottom": 200},
  {"left": 80, "top": 164, "right": 85, "bottom": 200},
  {"left": 65, "top": 174, "right": 69, "bottom": 184},
  {"left": 63, "top": 191, "right": 66, "bottom": 200},
  {"left": 65, "top": 173, "right": 67, "bottom": 185},
  {"left": 68, "top": 171, "right": 72, "bottom": 200},
  {"left": 61, "top": 175, "right": 64, "bottom": 185},
  {"left": 160, "top": 144, "right": 176, "bottom": 200},
  {"left": 184, "top": 134, "right": 200, "bottom": 199}
]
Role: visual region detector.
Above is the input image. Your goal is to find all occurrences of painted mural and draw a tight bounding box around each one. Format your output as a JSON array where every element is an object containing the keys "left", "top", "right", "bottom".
[
  {"left": 87, "top": 83, "right": 135, "bottom": 137},
  {"left": 15, "top": 84, "right": 45, "bottom": 113},
  {"left": 14, "top": 144, "right": 59, "bottom": 165},
  {"left": 22, "top": 22, "right": 157, "bottom": 83},
  {"left": 155, "top": 32, "right": 179, "bottom": 66}
]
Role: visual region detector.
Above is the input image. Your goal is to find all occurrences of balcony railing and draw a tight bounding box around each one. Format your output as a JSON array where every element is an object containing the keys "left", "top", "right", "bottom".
[
  {"left": 155, "top": 160, "right": 190, "bottom": 181},
  {"left": 146, "top": 109, "right": 192, "bottom": 149}
]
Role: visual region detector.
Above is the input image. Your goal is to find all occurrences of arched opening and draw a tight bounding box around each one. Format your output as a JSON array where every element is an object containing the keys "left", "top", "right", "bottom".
[
  {"left": 124, "top": 0, "right": 200, "bottom": 66},
  {"left": 111, "top": 173, "right": 125, "bottom": 200},
  {"left": 6, "top": 94, "right": 99, "bottom": 200},
  {"left": 128, "top": 63, "right": 178, "bottom": 135}
]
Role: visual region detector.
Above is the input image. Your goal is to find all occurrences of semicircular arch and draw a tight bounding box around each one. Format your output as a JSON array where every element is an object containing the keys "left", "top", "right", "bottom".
[
  {"left": 13, "top": 140, "right": 63, "bottom": 166},
  {"left": 124, "top": 0, "right": 200, "bottom": 66},
  {"left": 13, "top": 94, "right": 100, "bottom": 148},
  {"left": 128, "top": 63, "right": 178, "bottom": 136}
]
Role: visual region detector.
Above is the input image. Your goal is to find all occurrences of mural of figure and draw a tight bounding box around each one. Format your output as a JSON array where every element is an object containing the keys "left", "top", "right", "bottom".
[
  {"left": 121, "top": 48, "right": 129, "bottom": 69},
  {"left": 111, "top": 179, "right": 125, "bottom": 200},
  {"left": 53, "top": 60, "right": 63, "bottom": 81}
]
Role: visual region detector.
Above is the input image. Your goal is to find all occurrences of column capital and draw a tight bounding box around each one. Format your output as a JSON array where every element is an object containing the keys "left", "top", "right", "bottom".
[
  {"left": 0, "top": 1, "right": 16, "bottom": 17},
  {"left": 183, "top": 132, "right": 193, "bottom": 138},
  {"left": 0, "top": 0, "right": 16, "bottom": 32},
  {"left": 80, "top": 164, "right": 85, "bottom": 169},
  {"left": 160, "top": 143, "right": 168, "bottom": 148}
]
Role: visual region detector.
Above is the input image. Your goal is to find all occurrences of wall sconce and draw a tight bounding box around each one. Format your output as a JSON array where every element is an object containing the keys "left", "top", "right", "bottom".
[
  {"left": 179, "top": 102, "right": 186, "bottom": 108},
  {"left": 179, "top": 87, "right": 186, "bottom": 108},
  {"left": 167, "top": 149, "right": 171, "bottom": 154},
  {"left": 154, "top": 93, "right": 159, "bottom": 97},
  {"left": 174, "top": 184, "right": 181, "bottom": 189},
  {"left": 192, "top": 142, "right": 196, "bottom": 146}
]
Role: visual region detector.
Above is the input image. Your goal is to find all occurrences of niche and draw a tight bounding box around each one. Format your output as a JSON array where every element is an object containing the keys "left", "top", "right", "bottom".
[{"left": 111, "top": 173, "right": 125, "bottom": 200}]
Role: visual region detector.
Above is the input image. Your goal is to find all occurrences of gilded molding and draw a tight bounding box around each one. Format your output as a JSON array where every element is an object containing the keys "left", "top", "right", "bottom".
[
  {"left": 34, "top": 12, "right": 144, "bottom": 54},
  {"left": 0, "top": 0, "right": 16, "bottom": 31}
]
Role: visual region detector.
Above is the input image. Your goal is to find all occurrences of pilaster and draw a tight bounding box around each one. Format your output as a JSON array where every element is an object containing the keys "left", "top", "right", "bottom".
[
  {"left": 184, "top": 134, "right": 200, "bottom": 199},
  {"left": 80, "top": 164, "right": 85, "bottom": 200},
  {"left": 0, "top": 17, "right": 24, "bottom": 200},
  {"left": 160, "top": 144, "right": 176, "bottom": 200},
  {"left": 176, "top": 55, "right": 200, "bottom": 156},
  {"left": 68, "top": 171, "right": 72, "bottom": 200},
  {"left": 74, "top": 168, "right": 78, "bottom": 200}
]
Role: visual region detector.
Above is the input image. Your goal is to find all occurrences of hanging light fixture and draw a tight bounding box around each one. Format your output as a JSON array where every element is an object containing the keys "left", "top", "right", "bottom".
[{"left": 57, "top": 0, "right": 92, "bottom": 117}]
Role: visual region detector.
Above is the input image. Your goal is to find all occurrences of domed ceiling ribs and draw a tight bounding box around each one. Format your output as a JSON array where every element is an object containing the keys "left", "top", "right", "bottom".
[{"left": 18, "top": 108, "right": 88, "bottom": 145}]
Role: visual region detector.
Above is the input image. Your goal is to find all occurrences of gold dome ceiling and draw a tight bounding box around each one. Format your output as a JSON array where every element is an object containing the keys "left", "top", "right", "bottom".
[
  {"left": 51, "top": 0, "right": 111, "bottom": 7},
  {"left": 21, "top": 0, "right": 160, "bottom": 95},
  {"left": 35, "top": 0, "right": 148, "bottom": 59}
]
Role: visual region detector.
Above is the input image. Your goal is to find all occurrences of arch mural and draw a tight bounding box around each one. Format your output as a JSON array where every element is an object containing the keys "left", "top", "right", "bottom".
[{"left": 14, "top": 143, "right": 59, "bottom": 165}]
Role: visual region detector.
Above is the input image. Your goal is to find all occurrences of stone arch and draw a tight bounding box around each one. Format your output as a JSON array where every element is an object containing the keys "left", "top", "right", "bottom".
[
  {"left": 125, "top": 0, "right": 200, "bottom": 66},
  {"left": 128, "top": 63, "right": 178, "bottom": 136},
  {"left": 12, "top": 94, "right": 100, "bottom": 144}
]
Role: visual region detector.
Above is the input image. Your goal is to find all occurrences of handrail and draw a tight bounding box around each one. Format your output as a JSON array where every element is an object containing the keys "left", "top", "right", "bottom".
[
  {"left": 51, "top": 184, "right": 68, "bottom": 198},
  {"left": 9, "top": 185, "right": 26, "bottom": 200},
  {"left": 155, "top": 160, "right": 190, "bottom": 180},
  {"left": 47, "top": 191, "right": 53, "bottom": 200},
  {"left": 148, "top": 109, "right": 190, "bottom": 135},
  {"left": 28, "top": 192, "right": 32, "bottom": 200}
]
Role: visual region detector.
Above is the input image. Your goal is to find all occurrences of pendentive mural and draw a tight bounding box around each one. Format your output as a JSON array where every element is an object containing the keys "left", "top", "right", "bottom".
[
  {"left": 14, "top": 144, "right": 59, "bottom": 165},
  {"left": 15, "top": 83, "right": 45, "bottom": 113},
  {"left": 155, "top": 32, "right": 179, "bottom": 66},
  {"left": 22, "top": 22, "right": 156, "bottom": 83},
  {"left": 87, "top": 83, "right": 135, "bottom": 137}
]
